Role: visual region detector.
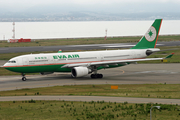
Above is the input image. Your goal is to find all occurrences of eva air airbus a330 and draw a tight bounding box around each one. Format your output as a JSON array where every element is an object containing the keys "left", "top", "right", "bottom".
[{"left": 3, "top": 19, "right": 174, "bottom": 81}]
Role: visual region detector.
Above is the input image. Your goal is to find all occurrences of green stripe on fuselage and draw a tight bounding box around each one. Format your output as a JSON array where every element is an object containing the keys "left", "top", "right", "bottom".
[
  {"left": 4, "top": 63, "right": 127, "bottom": 74},
  {"left": 4, "top": 64, "right": 71, "bottom": 73}
]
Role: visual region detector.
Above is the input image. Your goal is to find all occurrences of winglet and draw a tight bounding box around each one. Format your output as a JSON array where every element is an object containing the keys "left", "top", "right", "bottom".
[
  {"left": 165, "top": 53, "right": 174, "bottom": 59},
  {"left": 58, "top": 49, "right": 62, "bottom": 53}
]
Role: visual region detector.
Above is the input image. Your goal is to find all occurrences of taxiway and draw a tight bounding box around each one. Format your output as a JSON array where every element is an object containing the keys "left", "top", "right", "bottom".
[
  {"left": 0, "top": 96, "right": 179, "bottom": 105},
  {"left": 0, "top": 64, "right": 179, "bottom": 91}
]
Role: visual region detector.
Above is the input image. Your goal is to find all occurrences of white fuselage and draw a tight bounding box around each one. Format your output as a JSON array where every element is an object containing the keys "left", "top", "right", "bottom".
[{"left": 4, "top": 49, "right": 149, "bottom": 68}]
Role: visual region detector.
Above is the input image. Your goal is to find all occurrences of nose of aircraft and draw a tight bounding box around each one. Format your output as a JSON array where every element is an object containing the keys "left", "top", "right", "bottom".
[
  {"left": 2, "top": 59, "right": 18, "bottom": 68},
  {"left": 3, "top": 62, "right": 8, "bottom": 67}
]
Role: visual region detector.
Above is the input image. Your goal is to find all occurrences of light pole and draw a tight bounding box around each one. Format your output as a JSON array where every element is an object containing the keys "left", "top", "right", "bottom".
[{"left": 150, "top": 106, "right": 160, "bottom": 120}]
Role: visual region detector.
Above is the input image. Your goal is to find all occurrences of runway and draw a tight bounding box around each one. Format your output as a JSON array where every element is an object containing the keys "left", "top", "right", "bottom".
[
  {"left": 0, "top": 41, "right": 180, "bottom": 53},
  {"left": 0, "top": 64, "right": 179, "bottom": 91},
  {"left": 0, "top": 96, "right": 179, "bottom": 105}
]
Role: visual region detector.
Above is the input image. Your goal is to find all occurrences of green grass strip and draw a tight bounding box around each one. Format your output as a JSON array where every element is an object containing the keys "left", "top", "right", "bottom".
[
  {"left": 0, "top": 84, "right": 180, "bottom": 99},
  {"left": 0, "top": 100, "right": 179, "bottom": 120}
]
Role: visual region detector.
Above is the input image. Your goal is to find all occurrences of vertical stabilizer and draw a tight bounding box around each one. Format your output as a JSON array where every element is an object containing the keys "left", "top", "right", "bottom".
[{"left": 131, "top": 19, "right": 162, "bottom": 49}]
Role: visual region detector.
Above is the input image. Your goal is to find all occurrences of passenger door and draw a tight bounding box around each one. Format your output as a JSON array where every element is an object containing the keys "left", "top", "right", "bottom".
[{"left": 22, "top": 58, "right": 29, "bottom": 65}]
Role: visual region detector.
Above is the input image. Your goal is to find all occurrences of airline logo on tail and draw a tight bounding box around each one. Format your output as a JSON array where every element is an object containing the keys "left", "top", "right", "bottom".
[
  {"left": 131, "top": 19, "right": 162, "bottom": 49},
  {"left": 145, "top": 26, "right": 157, "bottom": 42}
]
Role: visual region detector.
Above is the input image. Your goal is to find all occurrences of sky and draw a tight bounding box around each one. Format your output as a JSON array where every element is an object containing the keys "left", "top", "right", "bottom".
[
  {"left": 0, "top": 0, "right": 180, "bottom": 13},
  {"left": 0, "top": 0, "right": 180, "bottom": 4}
]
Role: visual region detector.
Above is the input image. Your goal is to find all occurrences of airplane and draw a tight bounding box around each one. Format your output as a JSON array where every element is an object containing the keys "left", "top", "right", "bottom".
[{"left": 3, "top": 19, "right": 174, "bottom": 81}]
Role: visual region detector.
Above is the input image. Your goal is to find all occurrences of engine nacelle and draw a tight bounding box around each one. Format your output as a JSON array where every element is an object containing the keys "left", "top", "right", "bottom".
[
  {"left": 71, "top": 67, "right": 91, "bottom": 77},
  {"left": 40, "top": 72, "right": 54, "bottom": 75},
  {"left": 146, "top": 48, "right": 160, "bottom": 56},
  {"left": 146, "top": 50, "right": 153, "bottom": 56}
]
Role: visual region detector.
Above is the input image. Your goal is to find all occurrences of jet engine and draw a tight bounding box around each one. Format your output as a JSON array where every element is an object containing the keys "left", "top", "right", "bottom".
[
  {"left": 40, "top": 72, "right": 54, "bottom": 75},
  {"left": 146, "top": 48, "right": 160, "bottom": 56},
  {"left": 146, "top": 50, "right": 153, "bottom": 56},
  {"left": 71, "top": 67, "right": 91, "bottom": 77}
]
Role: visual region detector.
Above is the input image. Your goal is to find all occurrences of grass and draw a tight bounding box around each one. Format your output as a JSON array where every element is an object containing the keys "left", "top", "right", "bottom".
[
  {"left": 0, "top": 100, "right": 179, "bottom": 120},
  {"left": 0, "top": 35, "right": 180, "bottom": 48},
  {"left": 0, "top": 84, "right": 180, "bottom": 99}
]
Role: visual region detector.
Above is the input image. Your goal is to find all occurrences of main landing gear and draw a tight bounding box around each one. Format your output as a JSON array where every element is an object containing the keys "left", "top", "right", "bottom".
[
  {"left": 90, "top": 66, "right": 103, "bottom": 79},
  {"left": 91, "top": 74, "right": 103, "bottom": 79},
  {"left": 21, "top": 73, "right": 27, "bottom": 81}
]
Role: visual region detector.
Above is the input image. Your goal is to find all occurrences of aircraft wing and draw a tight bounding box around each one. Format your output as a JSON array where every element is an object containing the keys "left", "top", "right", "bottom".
[
  {"left": 61, "top": 58, "right": 163, "bottom": 68},
  {"left": 61, "top": 53, "right": 174, "bottom": 68}
]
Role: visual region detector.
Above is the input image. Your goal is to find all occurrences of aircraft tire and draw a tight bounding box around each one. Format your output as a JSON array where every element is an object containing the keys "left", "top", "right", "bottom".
[
  {"left": 91, "top": 74, "right": 95, "bottom": 79},
  {"left": 22, "top": 77, "right": 27, "bottom": 81},
  {"left": 98, "top": 74, "right": 103, "bottom": 78},
  {"left": 91, "top": 74, "right": 103, "bottom": 79}
]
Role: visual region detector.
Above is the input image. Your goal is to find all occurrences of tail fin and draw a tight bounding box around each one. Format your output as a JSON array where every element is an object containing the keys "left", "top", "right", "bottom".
[{"left": 131, "top": 19, "right": 162, "bottom": 49}]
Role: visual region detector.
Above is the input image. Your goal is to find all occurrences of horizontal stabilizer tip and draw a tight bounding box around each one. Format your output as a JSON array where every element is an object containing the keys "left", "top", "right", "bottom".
[{"left": 165, "top": 53, "right": 175, "bottom": 59}]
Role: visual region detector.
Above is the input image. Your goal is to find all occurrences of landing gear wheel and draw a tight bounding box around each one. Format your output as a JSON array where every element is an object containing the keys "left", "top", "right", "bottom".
[
  {"left": 22, "top": 77, "right": 27, "bottom": 81},
  {"left": 91, "top": 74, "right": 95, "bottom": 78},
  {"left": 91, "top": 74, "right": 103, "bottom": 79},
  {"left": 21, "top": 73, "right": 27, "bottom": 81},
  {"left": 97, "top": 74, "right": 103, "bottom": 78}
]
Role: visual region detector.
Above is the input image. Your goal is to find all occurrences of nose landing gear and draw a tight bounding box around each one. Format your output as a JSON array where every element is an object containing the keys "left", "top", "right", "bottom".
[{"left": 21, "top": 73, "right": 27, "bottom": 81}]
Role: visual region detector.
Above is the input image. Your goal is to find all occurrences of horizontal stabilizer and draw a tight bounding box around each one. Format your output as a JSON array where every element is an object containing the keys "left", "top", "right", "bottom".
[{"left": 165, "top": 53, "right": 174, "bottom": 59}]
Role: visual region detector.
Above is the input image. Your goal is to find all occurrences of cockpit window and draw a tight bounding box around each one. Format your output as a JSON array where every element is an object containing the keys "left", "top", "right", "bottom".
[{"left": 8, "top": 61, "right": 16, "bottom": 63}]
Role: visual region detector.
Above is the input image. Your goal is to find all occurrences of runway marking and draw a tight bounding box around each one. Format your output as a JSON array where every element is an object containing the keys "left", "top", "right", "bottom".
[
  {"left": 156, "top": 44, "right": 164, "bottom": 46},
  {"left": 135, "top": 70, "right": 179, "bottom": 74},
  {"left": 102, "top": 45, "right": 135, "bottom": 47},
  {"left": 116, "top": 69, "right": 125, "bottom": 75}
]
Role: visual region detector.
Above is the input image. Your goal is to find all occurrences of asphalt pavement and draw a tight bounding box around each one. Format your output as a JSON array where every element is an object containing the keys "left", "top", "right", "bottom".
[{"left": 0, "top": 96, "right": 179, "bottom": 105}]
